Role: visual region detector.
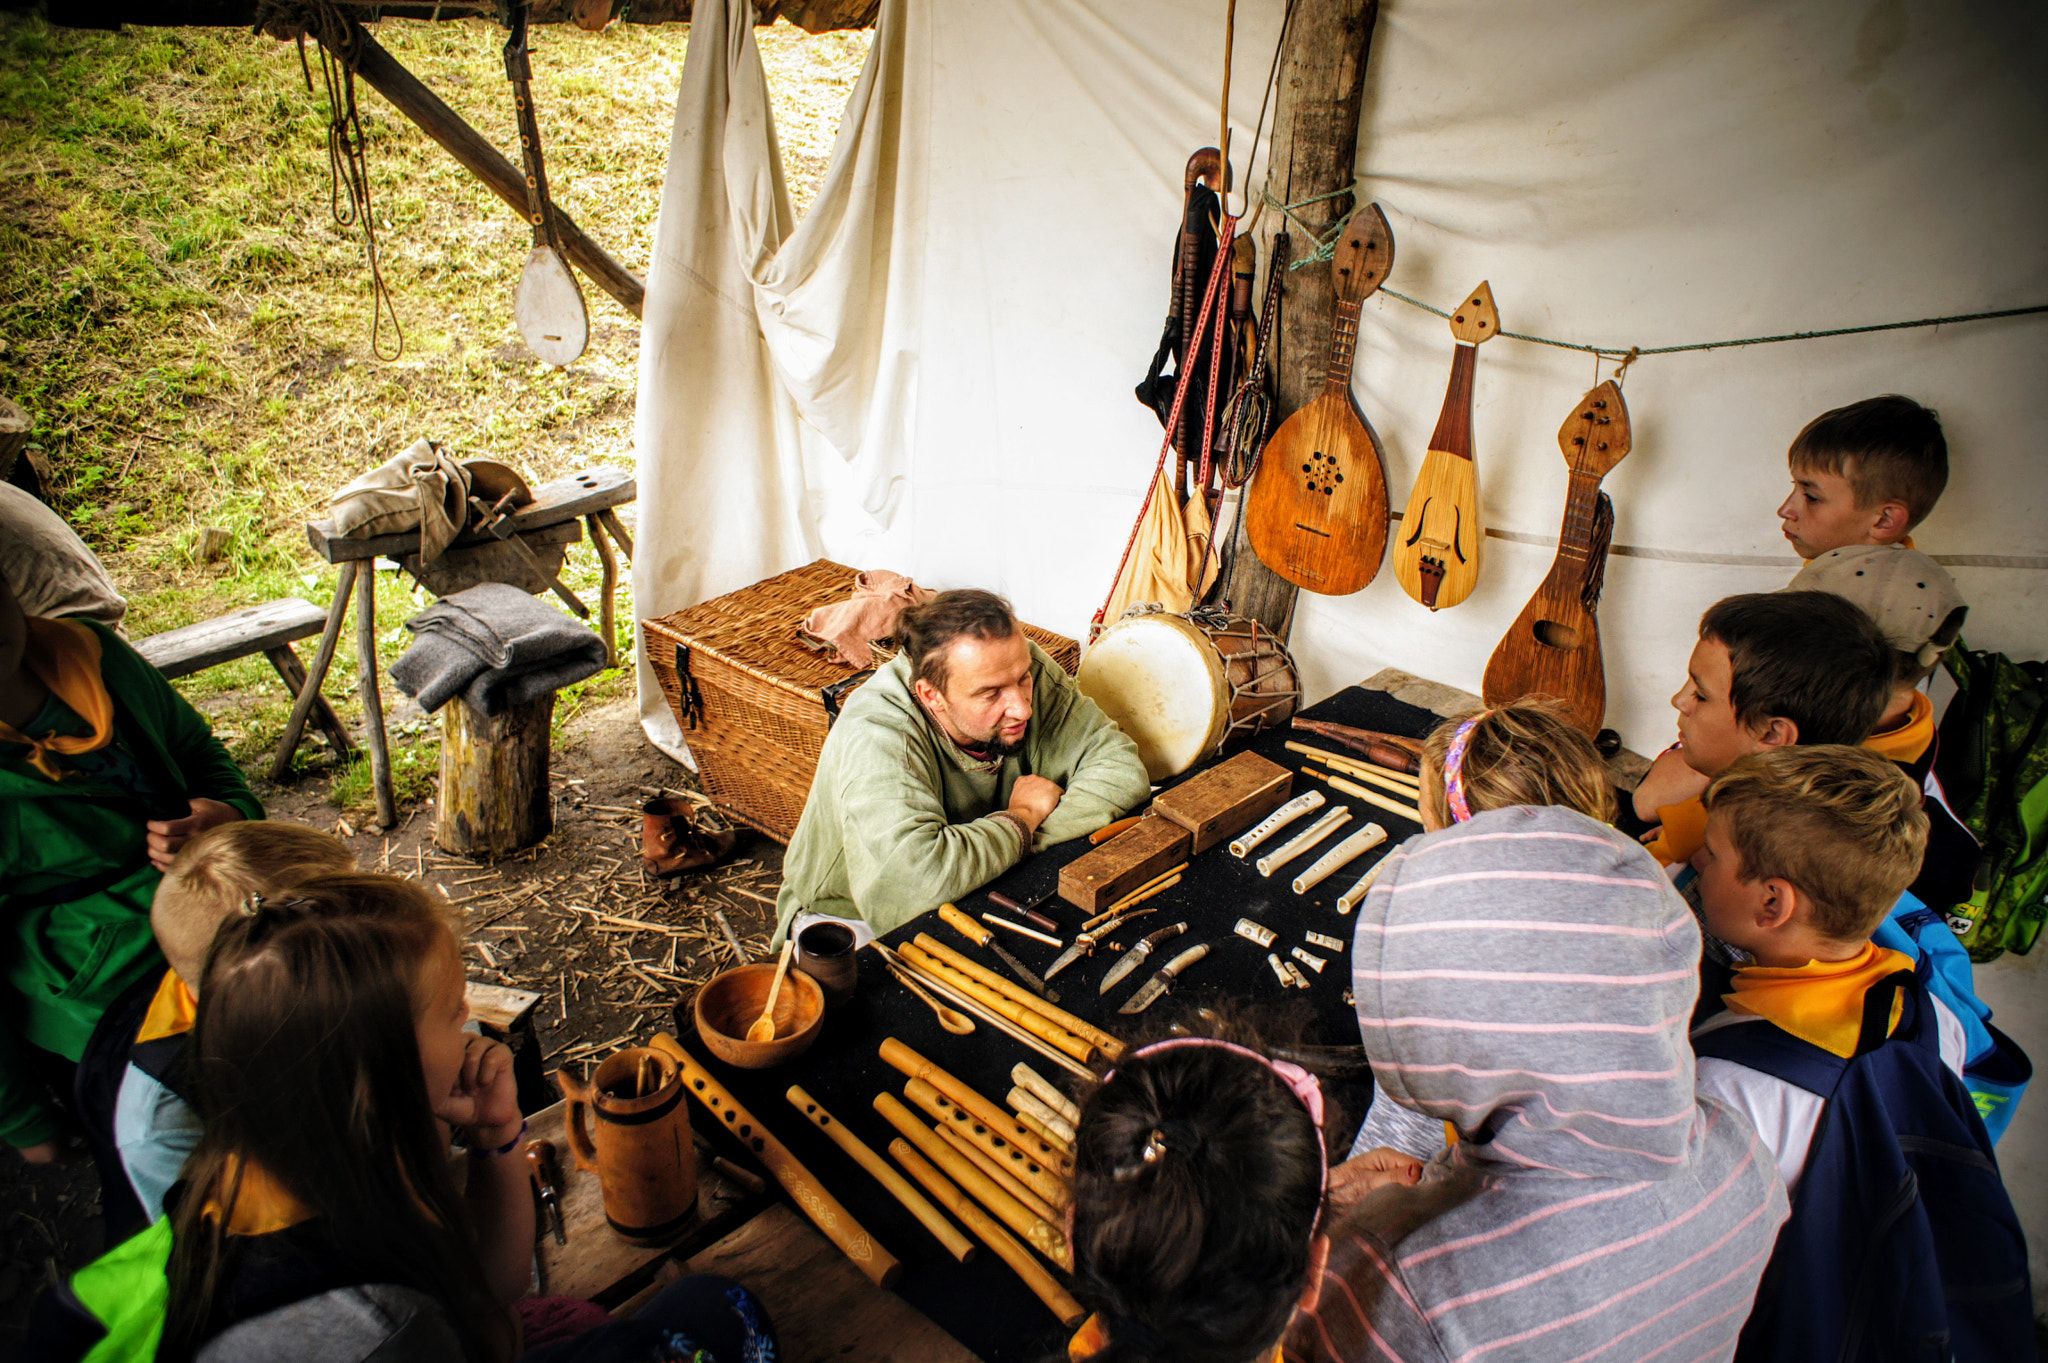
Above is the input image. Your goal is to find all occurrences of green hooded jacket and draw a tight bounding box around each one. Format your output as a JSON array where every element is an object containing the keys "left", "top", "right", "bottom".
[{"left": 0, "top": 619, "right": 263, "bottom": 1147}]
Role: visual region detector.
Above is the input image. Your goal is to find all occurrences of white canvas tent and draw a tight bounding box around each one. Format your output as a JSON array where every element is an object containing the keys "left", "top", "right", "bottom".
[{"left": 634, "top": 0, "right": 2048, "bottom": 1303}]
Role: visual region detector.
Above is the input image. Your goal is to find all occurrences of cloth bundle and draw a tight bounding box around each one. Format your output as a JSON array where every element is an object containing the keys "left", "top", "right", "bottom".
[
  {"left": 799, "top": 570, "right": 934, "bottom": 668},
  {"left": 391, "top": 584, "right": 606, "bottom": 716}
]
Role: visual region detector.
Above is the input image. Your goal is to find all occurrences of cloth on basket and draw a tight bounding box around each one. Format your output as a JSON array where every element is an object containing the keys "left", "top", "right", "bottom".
[
  {"left": 391, "top": 583, "right": 606, "bottom": 716},
  {"left": 800, "top": 570, "right": 934, "bottom": 668}
]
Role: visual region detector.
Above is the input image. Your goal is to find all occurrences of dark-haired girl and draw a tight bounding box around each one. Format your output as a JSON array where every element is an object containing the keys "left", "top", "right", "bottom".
[{"left": 28, "top": 875, "right": 777, "bottom": 1363}]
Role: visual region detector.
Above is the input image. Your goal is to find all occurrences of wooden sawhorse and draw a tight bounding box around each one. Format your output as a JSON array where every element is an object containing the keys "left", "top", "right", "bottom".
[{"left": 275, "top": 464, "right": 636, "bottom": 828}]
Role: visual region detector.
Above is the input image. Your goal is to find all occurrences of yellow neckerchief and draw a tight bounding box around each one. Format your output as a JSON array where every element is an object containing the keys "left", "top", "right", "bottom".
[
  {"left": 0, "top": 617, "right": 114, "bottom": 780},
  {"left": 205, "top": 1153, "right": 316, "bottom": 1237},
  {"left": 1068, "top": 1314, "right": 1283, "bottom": 1362},
  {"left": 136, "top": 968, "right": 198, "bottom": 1044},
  {"left": 1863, "top": 689, "right": 1934, "bottom": 765},
  {"left": 1647, "top": 795, "right": 1711, "bottom": 866},
  {"left": 1724, "top": 940, "right": 1913, "bottom": 1058}
]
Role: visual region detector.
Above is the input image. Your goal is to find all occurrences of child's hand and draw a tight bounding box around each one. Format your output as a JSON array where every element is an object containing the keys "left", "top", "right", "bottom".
[
  {"left": 432, "top": 1035, "right": 523, "bottom": 1150},
  {"left": 145, "top": 798, "right": 245, "bottom": 871},
  {"left": 1329, "top": 1146, "right": 1425, "bottom": 1208}
]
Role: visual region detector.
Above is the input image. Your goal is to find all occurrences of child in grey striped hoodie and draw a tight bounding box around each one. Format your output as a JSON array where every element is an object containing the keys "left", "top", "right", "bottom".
[{"left": 1289, "top": 805, "right": 1788, "bottom": 1363}]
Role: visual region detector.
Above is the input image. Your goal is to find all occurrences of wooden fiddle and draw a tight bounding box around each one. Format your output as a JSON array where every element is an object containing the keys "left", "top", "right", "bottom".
[
  {"left": 1393, "top": 281, "right": 1499, "bottom": 610},
  {"left": 1481, "top": 380, "right": 1632, "bottom": 734},
  {"left": 1243, "top": 203, "right": 1396, "bottom": 595}
]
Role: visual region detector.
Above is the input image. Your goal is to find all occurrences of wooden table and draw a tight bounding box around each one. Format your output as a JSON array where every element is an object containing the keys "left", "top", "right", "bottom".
[{"left": 280, "top": 464, "right": 635, "bottom": 826}]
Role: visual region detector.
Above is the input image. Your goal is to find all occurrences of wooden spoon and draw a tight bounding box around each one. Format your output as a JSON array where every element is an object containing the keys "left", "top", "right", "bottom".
[
  {"left": 867, "top": 943, "right": 975, "bottom": 1036},
  {"left": 748, "top": 939, "right": 796, "bottom": 1043}
]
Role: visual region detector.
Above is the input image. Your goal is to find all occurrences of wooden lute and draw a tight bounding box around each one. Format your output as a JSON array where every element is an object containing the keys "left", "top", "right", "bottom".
[
  {"left": 1244, "top": 203, "right": 1395, "bottom": 595},
  {"left": 1393, "top": 282, "right": 1498, "bottom": 610},
  {"left": 1481, "top": 380, "right": 1631, "bottom": 734}
]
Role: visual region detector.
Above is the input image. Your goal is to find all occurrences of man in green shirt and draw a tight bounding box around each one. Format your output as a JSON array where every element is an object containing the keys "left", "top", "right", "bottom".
[{"left": 774, "top": 590, "right": 1149, "bottom": 940}]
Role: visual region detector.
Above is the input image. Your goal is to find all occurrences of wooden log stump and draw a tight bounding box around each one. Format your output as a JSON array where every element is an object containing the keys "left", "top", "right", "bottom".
[{"left": 436, "top": 694, "right": 554, "bottom": 855}]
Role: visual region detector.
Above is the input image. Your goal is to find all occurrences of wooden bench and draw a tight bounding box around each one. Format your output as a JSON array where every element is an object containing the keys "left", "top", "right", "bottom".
[{"left": 135, "top": 598, "right": 355, "bottom": 759}]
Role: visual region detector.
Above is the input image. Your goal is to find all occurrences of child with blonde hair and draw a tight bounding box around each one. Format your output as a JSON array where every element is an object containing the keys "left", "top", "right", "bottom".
[
  {"left": 1689, "top": 746, "right": 2029, "bottom": 1358},
  {"left": 74, "top": 821, "right": 353, "bottom": 1233},
  {"left": 1415, "top": 697, "right": 1616, "bottom": 832}
]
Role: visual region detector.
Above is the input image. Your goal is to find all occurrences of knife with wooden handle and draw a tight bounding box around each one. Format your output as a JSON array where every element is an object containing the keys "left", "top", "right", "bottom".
[{"left": 1098, "top": 922, "right": 1189, "bottom": 995}]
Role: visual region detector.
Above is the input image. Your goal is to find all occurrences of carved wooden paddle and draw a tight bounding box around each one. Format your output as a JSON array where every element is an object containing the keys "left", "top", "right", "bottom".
[
  {"left": 1394, "top": 282, "right": 1498, "bottom": 610},
  {"left": 1482, "top": 380, "right": 1632, "bottom": 734},
  {"left": 1243, "top": 203, "right": 1396, "bottom": 595}
]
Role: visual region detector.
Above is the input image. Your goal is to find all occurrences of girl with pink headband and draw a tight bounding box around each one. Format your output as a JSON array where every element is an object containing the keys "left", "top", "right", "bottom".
[{"left": 1417, "top": 697, "right": 1616, "bottom": 831}]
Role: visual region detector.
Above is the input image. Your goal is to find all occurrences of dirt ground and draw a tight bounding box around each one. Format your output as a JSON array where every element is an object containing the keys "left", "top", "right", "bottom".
[{"left": 0, "top": 687, "right": 786, "bottom": 1349}]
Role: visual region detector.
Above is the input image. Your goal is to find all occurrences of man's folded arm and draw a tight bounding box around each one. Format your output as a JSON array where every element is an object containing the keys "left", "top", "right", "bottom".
[
  {"left": 839, "top": 750, "right": 1026, "bottom": 936},
  {"left": 1031, "top": 681, "right": 1150, "bottom": 850}
]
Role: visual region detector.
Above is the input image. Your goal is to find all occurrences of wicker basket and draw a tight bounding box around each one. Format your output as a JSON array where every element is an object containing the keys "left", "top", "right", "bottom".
[{"left": 643, "top": 560, "right": 1079, "bottom": 842}]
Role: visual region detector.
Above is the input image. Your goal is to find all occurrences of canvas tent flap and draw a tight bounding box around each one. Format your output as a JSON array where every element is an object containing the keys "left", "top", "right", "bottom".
[{"left": 636, "top": 0, "right": 2046, "bottom": 760}]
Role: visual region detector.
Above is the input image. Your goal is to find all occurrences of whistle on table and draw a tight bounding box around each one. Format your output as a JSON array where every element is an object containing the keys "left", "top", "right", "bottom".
[{"left": 526, "top": 1139, "right": 568, "bottom": 1245}]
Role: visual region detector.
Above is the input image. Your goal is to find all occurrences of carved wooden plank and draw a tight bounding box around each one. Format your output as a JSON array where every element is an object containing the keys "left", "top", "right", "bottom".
[
  {"left": 464, "top": 981, "right": 541, "bottom": 1031},
  {"left": 307, "top": 465, "right": 633, "bottom": 564},
  {"left": 135, "top": 598, "right": 329, "bottom": 678}
]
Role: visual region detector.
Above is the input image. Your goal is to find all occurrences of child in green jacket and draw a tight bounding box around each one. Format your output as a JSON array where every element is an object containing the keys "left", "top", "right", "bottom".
[{"left": 0, "top": 575, "right": 260, "bottom": 1160}]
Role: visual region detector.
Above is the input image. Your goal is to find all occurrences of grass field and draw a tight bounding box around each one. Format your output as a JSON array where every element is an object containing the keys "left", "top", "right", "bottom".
[{"left": 0, "top": 11, "right": 867, "bottom": 807}]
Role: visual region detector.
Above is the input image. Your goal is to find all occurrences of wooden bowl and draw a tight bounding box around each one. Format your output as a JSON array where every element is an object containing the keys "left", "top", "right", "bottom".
[{"left": 693, "top": 962, "right": 826, "bottom": 1069}]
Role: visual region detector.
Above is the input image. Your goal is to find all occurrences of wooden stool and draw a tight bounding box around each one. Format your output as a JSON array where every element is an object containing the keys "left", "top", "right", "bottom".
[
  {"left": 438, "top": 693, "right": 554, "bottom": 856},
  {"left": 282, "top": 464, "right": 635, "bottom": 828},
  {"left": 464, "top": 980, "right": 551, "bottom": 1116},
  {"left": 137, "top": 598, "right": 356, "bottom": 759}
]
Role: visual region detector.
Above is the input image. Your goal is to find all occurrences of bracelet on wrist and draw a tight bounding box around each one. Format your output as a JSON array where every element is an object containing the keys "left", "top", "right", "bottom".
[{"left": 461, "top": 1117, "right": 527, "bottom": 1156}]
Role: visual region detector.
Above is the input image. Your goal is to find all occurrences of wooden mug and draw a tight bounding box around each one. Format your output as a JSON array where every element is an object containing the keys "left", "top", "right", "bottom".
[{"left": 556, "top": 1047, "right": 698, "bottom": 1245}]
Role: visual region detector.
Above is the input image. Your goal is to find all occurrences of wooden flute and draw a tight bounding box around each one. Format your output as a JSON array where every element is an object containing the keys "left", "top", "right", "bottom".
[
  {"left": 899, "top": 944, "right": 1095, "bottom": 1063},
  {"left": 649, "top": 1034, "right": 901, "bottom": 1288},
  {"left": 888, "top": 1140, "right": 1086, "bottom": 1325},
  {"left": 910, "top": 933, "right": 1124, "bottom": 1059},
  {"left": 785, "top": 1085, "right": 977, "bottom": 1264},
  {"left": 933, "top": 1119, "right": 1061, "bottom": 1226},
  {"left": 879, "top": 1037, "right": 1072, "bottom": 1172},
  {"left": 905, "top": 1076, "right": 1067, "bottom": 1209},
  {"left": 875, "top": 1092, "right": 1072, "bottom": 1271}
]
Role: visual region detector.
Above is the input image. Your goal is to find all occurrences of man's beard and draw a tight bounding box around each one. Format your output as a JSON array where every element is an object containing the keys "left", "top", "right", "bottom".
[{"left": 971, "top": 729, "right": 1028, "bottom": 761}]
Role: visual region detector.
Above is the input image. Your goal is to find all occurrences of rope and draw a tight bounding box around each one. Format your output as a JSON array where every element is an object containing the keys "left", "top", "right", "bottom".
[
  {"left": 1379, "top": 288, "right": 2048, "bottom": 363},
  {"left": 1261, "top": 182, "right": 1364, "bottom": 269},
  {"left": 1386, "top": 514, "right": 2048, "bottom": 570},
  {"left": 262, "top": 3, "right": 404, "bottom": 361}
]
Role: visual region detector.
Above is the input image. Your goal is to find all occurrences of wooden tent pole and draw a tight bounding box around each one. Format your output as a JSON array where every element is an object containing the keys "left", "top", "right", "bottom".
[
  {"left": 348, "top": 30, "right": 646, "bottom": 318},
  {"left": 1221, "top": 0, "right": 1380, "bottom": 635}
]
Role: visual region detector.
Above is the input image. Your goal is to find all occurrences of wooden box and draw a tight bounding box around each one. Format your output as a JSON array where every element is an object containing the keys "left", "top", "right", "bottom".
[
  {"left": 644, "top": 560, "right": 1079, "bottom": 843},
  {"left": 1058, "top": 816, "right": 1192, "bottom": 915},
  {"left": 1152, "top": 751, "right": 1292, "bottom": 855}
]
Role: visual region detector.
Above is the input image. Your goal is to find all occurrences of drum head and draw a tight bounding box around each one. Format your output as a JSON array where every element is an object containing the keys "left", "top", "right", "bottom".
[{"left": 1077, "top": 615, "right": 1229, "bottom": 781}]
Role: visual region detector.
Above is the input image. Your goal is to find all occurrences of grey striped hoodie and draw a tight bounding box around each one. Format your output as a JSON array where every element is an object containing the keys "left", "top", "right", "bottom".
[{"left": 1287, "top": 806, "right": 1788, "bottom": 1363}]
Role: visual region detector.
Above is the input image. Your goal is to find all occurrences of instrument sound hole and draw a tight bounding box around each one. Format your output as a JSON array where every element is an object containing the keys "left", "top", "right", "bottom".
[{"left": 1534, "top": 620, "right": 1583, "bottom": 650}]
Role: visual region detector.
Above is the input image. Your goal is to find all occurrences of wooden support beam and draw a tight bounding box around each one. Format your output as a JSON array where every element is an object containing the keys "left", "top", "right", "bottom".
[
  {"left": 1220, "top": 0, "right": 1381, "bottom": 637},
  {"left": 347, "top": 29, "right": 647, "bottom": 318}
]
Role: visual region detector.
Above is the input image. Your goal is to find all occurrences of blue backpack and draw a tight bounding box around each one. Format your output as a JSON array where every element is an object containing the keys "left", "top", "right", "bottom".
[
  {"left": 1692, "top": 966, "right": 2032, "bottom": 1363},
  {"left": 1877, "top": 894, "right": 2032, "bottom": 1143}
]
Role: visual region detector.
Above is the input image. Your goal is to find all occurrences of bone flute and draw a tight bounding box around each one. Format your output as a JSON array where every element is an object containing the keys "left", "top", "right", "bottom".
[
  {"left": 1293, "top": 822, "right": 1390, "bottom": 894},
  {"left": 1230, "top": 790, "right": 1326, "bottom": 858},
  {"left": 1337, "top": 857, "right": 1393, "bottom": 915},
  {"left": 1008, "top": 1086, "right": 1080, "bottom": 1145},
  {"left": 1257, "top": 807, "right": 1353, "bottom": 877},
  {"left": 1011, "top": 1063, "right": 1081, "bottom": 1127}
]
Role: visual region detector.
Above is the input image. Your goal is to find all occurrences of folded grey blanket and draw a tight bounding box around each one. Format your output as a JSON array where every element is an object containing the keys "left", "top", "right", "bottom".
[{"left": 391, "top": 583, "right": 606, "bottom": 716}]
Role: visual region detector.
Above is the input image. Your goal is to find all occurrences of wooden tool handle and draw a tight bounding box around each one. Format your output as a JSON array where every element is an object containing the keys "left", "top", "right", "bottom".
[
  {"left": 876, "top": 1093, "right": 1072, "bottom": 1272},
  {"left": 1089, "top": 814, "right": 1143, "bottom": 844},
  {"left": 785, "top": 1085, "right": 976, "bottom": 1265},
  {"left": 649, "top": 1034, "right": 901, "bottom": 1288},
  {"left": 936, "top": 903, "right": 991, "bottom": 945},
  {"left": 889, "top": 1139, "right": 1086, "bottom": 1326}
]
